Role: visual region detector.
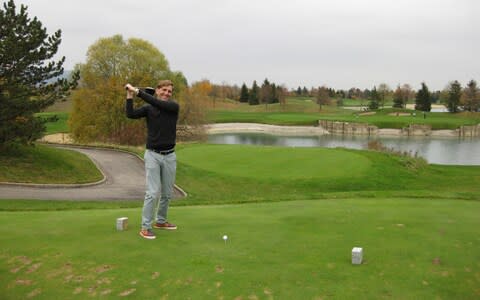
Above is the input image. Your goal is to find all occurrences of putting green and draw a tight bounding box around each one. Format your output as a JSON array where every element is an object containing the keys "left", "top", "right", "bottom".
[{"left": 178, "top": 144, "right": 371, "bottom": 180}]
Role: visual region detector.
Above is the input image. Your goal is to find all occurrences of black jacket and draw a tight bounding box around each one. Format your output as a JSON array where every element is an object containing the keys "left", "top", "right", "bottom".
[{"left": 126, "top": 90, "right": 179, "bottom": 151}]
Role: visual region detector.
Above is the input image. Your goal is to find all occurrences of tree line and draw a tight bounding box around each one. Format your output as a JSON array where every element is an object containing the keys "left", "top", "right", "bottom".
[{"left": 199, "top": 79, "right": 479, "bottom": 113}]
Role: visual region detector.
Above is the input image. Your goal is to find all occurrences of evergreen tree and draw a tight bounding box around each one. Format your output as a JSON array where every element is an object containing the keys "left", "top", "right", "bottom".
[
  {"left": 248, "top": 81, "right": 259, "bottom": 105},
  {"left": 302, "top": 86, "right": 309, "bottom": 96},
  {"left": 415, "top": 82, "right": 432, "bottom": 112},
  {"left": 260, "top": 78, "right": 271, "bottom": 108},
  {"left": 462, "top": 80, "right": 480, "bottom": 112},
  {"left": 445, "top": 80, "right": 462, "bottom": 113},
  {"left": 0, "top": 0, "right": 78, "bottom": 147},
  {"left": 368, "top": 86, "right": 380, "bottom": 110},
  {"left": 271, "top": 83, "right": 279, "bottom": 103},
  {"left": 239, "top": 83, "right": 249, "bottom": 103},
  {"left": 296, "top": 86, "right": 302, "bottom": 96}
]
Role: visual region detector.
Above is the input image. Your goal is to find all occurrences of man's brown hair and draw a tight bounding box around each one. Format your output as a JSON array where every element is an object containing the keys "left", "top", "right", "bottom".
[{"left": 157, "top": 80, "right": 174, "bottom": 88}]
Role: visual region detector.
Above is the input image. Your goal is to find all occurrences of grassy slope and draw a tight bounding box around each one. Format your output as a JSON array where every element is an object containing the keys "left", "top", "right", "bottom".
[
  {"left": 36, "top": 112, "right": 70, "bottom": 134},
  {"left": 0, "top": 144, "right": 103, "bottom": 183},
  {"left": 174, "top": 144, "right": 480, "bottom": 205}
]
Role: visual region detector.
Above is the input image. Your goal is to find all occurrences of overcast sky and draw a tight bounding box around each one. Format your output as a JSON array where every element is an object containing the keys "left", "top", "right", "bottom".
[{"left": 13, "top": 0, "right": 480, "bottom": 90}]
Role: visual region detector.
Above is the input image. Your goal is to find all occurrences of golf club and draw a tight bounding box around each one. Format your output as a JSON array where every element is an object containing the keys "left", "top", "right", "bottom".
[{"left": 125, "top": 86, "right": 155, "bottom": 95}]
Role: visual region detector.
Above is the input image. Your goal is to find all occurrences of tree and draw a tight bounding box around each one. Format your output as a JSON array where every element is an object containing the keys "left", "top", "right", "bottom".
[
  {"left": 191, "top": 79, "right": 212, "bottom": 107},
  {"left": 415, "top": 82, "right": 432, "bottom": 112},
  {"left": 393, "top": 84, "right": 413, "bottom": 108},
  {"left": 461, "top": 80, "right": 480, "bottom": 112},
  {"left": 239, "top": 83, "right": 249, "bottom": 103},
  {"left": 69, "top": 34, "right": 187, "bottom": 144},
  {"left": 445, "top": 80, "right": 462, "bottom": 113},
  {"left": 0, "top": 0, "right": 78, "bottom": 147},
  {"left": 377, "top": 83, "right": 390, "bottom": 108},
  {"left": 259, "top": 78, "right": 272, "bottom": 110},
  {"left": 248, "top": 80, "right": 259, "bottom": 105},
  {"left": 270, "top": 83, "right": 279, "bottom": 104},
  {"left": 277, "top": 85, "right": 287, "bottom": 110},
  {"left": 392, "top": 86, "right": 403, "bottom": 108},
  {"left": 296, "top": 86, "right": 302, "bottom": 96},
  {"left": 368, "top": 86, "right": 380, "bottom": 110},
  {"left": 316, "top": 86, "right": 330, "bottom": 111},
  {"left": 347, "top": 87, "right": 362, "bottom": 99},
  {"left": 301, "top": 86, "right": 308, "bottom": 96}
]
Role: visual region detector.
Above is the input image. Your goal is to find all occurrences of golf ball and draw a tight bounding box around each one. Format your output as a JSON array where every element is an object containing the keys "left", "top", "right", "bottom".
[{"left": 223, "top": 235, "right": 228, "bottom": 240}]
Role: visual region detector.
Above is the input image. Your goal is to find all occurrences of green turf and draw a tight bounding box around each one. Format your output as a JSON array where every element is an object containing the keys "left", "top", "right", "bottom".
[
  {"left": 0, "top": 144, "right": 103, "bottom": 183},
  {"left": 1, "top": 198, "right": 479, "bottom": 299},
  {"left": 36, "top": 112, "right": 70, "bottom": 134},
  {"left": 174, "top": 144, "right": 480, "bottom": 205},
  {"left": 1, "top": 143, "right": 480, "bottom": 298},
  {"left": 178, "top": 144, "right": 371, "bottom": 180},
  {"left": 210, "top": 109, "right": 480, "bottom": 129}
]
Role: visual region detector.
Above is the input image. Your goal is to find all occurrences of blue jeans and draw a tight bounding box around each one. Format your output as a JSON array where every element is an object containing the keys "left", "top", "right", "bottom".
[{"left": 141, "top": 150, "right": 176, "bottom": 230}]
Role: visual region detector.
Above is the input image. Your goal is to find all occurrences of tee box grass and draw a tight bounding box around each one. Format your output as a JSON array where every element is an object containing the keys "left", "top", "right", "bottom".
[{"left": 1, "top": 199, "right": 479, "bottom": 299}]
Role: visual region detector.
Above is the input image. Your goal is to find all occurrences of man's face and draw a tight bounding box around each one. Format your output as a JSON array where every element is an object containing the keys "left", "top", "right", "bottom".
[{"left": 156, "top": 85, "right": 173, "bottom": 101}]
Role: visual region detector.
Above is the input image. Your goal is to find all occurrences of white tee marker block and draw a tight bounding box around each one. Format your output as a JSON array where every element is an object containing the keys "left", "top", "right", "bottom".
[
  {"left": 352, "top": 247, "right": 363, "bottom": 265},
  {"left": 116, "top": 217, "right": 128, "bottom": 231}
]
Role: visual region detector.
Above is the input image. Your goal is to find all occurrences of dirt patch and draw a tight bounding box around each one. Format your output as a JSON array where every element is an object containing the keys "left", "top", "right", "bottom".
[
  {"left": 388, "top": 112, "right": 411, "bottom": 116},
  {"left": 9, "top": 256, "right": 32, "bottom": 273},
  {"left": 101, "top": 289, "right": 112, "bottom": 295},
  {"left": 97, "top": 277, "right": 112, "bottom": 285},
  {"left": 94, "top": 264, "right": 112, "bottom": 274},
  {"left": 26, "top": 263, "right": 42, "bottom": 274},
  {"left": 119, "top": 288, "right": 136, "bottom": 297},
  {"left": 215, "top": 265, "right": 224, "bottom": 273},
  {"left": 359, "top": 111, "right": 376, "bottom": 116},
  {"left": 15, "top": 279, "right": 33, "bottom": 285},
  {"left": 27, "top": 288, "right": 41, "bottom": 298},
  {"left": 40, "top": 133, "right": 73, "bottom": 144}
]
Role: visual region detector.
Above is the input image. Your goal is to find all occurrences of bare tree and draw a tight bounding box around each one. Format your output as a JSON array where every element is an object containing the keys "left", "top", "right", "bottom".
[
  {"left": 316, "top": 86, "right": 330, "bottom": 111},
  {"left": 377, "top": 83, "right": 391, "bottom": 108}
]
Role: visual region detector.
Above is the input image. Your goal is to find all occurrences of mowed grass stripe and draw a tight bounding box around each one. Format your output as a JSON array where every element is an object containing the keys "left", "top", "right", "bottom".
[{"left": 177, "top": 144, "right": 371, "bottom": 180}]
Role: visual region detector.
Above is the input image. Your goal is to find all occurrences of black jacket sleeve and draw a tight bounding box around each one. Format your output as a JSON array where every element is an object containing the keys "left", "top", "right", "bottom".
[
  {"left": 137, "top": 90, "right": 179, "bottom": 113},
  {"left": 126, "top": 99, "right": 148, "bottom": 119}
]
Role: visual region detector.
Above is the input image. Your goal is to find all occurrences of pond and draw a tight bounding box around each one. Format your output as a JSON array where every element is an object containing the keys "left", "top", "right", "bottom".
[{"left": 208, "top": 133, "right": 480, "bottom": 165}]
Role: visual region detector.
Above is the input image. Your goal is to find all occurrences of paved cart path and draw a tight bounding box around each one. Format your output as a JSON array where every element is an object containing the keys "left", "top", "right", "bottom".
[{"left": 0, "top": 146, "right": 185, "bottom": 201}]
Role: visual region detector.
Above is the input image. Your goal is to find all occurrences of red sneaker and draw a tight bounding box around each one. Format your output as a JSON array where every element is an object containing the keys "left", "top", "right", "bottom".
[
  {"left": 139, "top": 229, "right": 156, "bottom": 239},
  {"left": 153, "top": 222, "right": 177, "bottom": 230}
]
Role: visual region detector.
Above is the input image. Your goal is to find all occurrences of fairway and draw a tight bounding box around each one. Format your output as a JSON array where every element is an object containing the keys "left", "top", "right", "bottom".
[
  {"left": 1, "top": 198, "right": 479, "bottom": 299},
  {"left": 178, "top": 144, "right": 371, "bottom": 180}
]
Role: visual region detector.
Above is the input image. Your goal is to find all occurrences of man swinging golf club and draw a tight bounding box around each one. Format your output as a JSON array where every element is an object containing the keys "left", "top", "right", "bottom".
[{"left": 125, "top": 80, "right": 179, "bottom": 240}]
